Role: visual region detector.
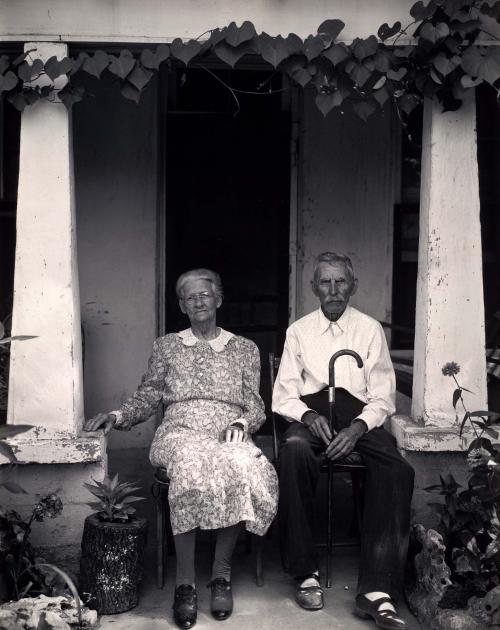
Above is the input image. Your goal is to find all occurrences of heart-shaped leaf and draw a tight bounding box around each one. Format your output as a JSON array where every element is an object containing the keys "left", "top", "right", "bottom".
[
  {"left": 17, "top": 62, "right": 34, "bottom": 82},
  {"left": 170, "top": 38, "right": 202, "bottom": 66},
  {"left": 352, "top": 100, "right": 377, "bottom": 121},
  {"left": 378, "top": 21, "right": 402, "bottom": 41},
  {"left": 410, "top": 1, "right": 438, "bottom": 21},
  {"left": 82, "top": 50, "right": 110, "bottom": 78},
  {"left": 373, "top": 49, "right": 393, "bottom": 72},
  {"left": 69, "top": 52, "right": 88, "bottom": 76},
  {"left": 44, "top": 56, "right": 62, "bottom": 81},
  {"left": 419, "top": 22, "right": 450, "bottom": 45},
  {"left": 257, "top": 34, "right": 290, "bottom": 68},
  {"left": 127, "top": 63, "right": 154, "bottom": 91},
  {"left": 352, "top": 36, "right": 378, "bottom": 61},
  {"left": 432, "top": 52, "right": 460, "bottom": 77},
  {"left": 373, "top": 85, "right": 390, "bottom": 107},
  {"left": 225, "top": 21, "right": 257, "bottom": 47},
  {"left": 140, "top": 48, "right": 160, "bottom": 70},
  {"left": 387, "top": 67, "right": 407, "bottom": 81},
  {"left": 108, "top": 50, "right": 135, "bottom": 79},
  {"left": 0, "top": 70, "right": 19, "bottom": 93},
  {"left": 285, "top": 33, "right": 303, "bottom": 56},
  {"left": 287, "top": 62, "right": 312, "bottom": 87},
  {"left": 398, "top": 93, "right": 421, "bottom": 115},
  {"left": 209, "top": 28, "right": 227, "bottom": 47},
  {"left": 315, "top": 90, "right": 343, "bottom": 117},
  {"left": 317, "top": 19, "right": 345, "bottom": 42},
  {"left": 120, "top": 82, "right": 141, "bottom": 103},
  {"left": 214, "top": 41, "right": 251, "bottom": 68},
  {"left": 461, "top": 46, "right": 500, "bottom": 86},
  {"left": 322, "top": 43, "right": 350, "bottom": 66},
  {"left": 303, "top": 35, "right": 326, "bottom": 61},
  {"left": 345, "top": 60, "right": 372, "bottom": 87},
  {"left": 0, "top": 55, "right": 10, "bottom": 75},
  {"left": 58, "top": 85, "right": 84, "bottom": 110}
]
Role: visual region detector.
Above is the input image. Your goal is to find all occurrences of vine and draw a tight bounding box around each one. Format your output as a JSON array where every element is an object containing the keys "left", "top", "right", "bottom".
[{"left": 1, "top": 0, "right": 500, "bottom": 120}]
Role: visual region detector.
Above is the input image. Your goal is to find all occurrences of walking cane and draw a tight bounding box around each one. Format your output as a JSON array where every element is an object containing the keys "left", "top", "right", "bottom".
[{"left": 326, "top": 349, "right": 363, "bottom": 588}]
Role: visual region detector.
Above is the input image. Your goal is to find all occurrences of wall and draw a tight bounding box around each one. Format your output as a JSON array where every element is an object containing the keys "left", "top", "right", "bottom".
[
  {"left": 296, "top": 88, "right": 400, "bottom": 322},
  {"left": 74, "top": 76, "right": 158, "bottom": 450},
  {"left": 2, "top": 1, "right": 416, "bottom": 43}
]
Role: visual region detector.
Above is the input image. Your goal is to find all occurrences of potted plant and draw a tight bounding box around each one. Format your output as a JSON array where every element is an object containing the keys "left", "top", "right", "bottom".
[{"left": 79, "top": 474, "right": 147, "bottom": 614}]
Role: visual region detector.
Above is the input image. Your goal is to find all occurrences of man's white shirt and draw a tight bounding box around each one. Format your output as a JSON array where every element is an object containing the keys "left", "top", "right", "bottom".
[{"left": 271, "top": 306, "right": 396, "bottom": 431}]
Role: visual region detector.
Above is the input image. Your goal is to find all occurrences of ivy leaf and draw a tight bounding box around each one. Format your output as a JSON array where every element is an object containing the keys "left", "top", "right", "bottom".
[
  {"left": 323, "top": 43, "right": 350, "bottom": 66},
  {"left": 82, "top": 50, "right": 110, "bottom": 78},
  {"left": 303, "top": 35, "right": 326, "bottom": 61},
  {"left": 460, "top": 74, "right": 482, "bottom": 88},
  {"left": 18, "top": 62, "right": 39, "bottom": 83},
  {"left": 58, "top": 84, "right": 84, "bottom": 109},
  {"left": 398, "top": 93, "right": 421, "bottom": 115},
  {"left": 44, "top": 56, "right": 71, "bottom": 81},
  {"left": 346, "top": 60, "right": 373, "bottom": 87},
  {"left": 387, "top": 67, "right": 407, "bottom": 81},
  {"left": 209, "top": 28, "right": 227, "bottom": 47},
  {"left": 214, "top": 41, "right": 251, "bottom": 68},
  {"left": 1, "top": 481, "right": 28, "bottom": 494},
  {"left": 257, "top": 33, "right": 290, "bottom": 68},
  {"left": 317, "top": 19, "right": 345, "bottom": 42},
  {"left": 351, "top": 36, "right": 378, "bottom": 61},
  {"left": 450, "top": 19, "right": 481, "bottom": 35},
  {"left": 461, "top": 46, "right": 500, "bottom": 86},
  {"left": 170, "top": 39, "right": 202, "bottom": 66},
  {"left": 0, "top": 55, "right": 10, "bottom": 74},
  {"left": 373, "top": 85, "right": 390, "bottom": 107},
  {"left": 378, "top": 21, "right": 402, "bottom": 41},
  {"left": 432, "top": 53, "right": 460, "bottom": 77},
  {"left": 289, "top": 64, "right": 312, "bottom": 87},
  {"left": 140, "top": 45, "right": 169, "bottom": 70},
  {"left": 373, "top": 49, "right": 393, "bottom": 73},
  {"left": 0, "top": 70, "right": 19, "bottom": 94},
  {"left": 108, "top": 50, "right": 135, "bottom": 79},
  {"left": 410, "top": 1, "right": 438, "bottom": 21},
  {"left": 120, "top": 82, "right": 141, "bottom": 103},
  {"left": 69, "top": 52, "right": 88, "bottom": 76},
  {"left": 127, "top": 63, "right": 154, "bottom": 91},
  {"left": 352, "top": 100, "right": 377, "bottom": 121},
  {"left": 315, "top": 90, "right": 343, "bottom": 116},
  {"left": 284, "top": 33, "right": 303, "bottom": 56},
  {"left": 419, "top": 22, "right": 450, "bottom": 45},
  {"left": 224, "top": 21, "right": 257, "bottom": 47}
]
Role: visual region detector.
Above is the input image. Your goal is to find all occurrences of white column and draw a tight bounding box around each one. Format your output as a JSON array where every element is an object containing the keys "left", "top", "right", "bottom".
[
  {"left": 8, "top": 42, "right": 84, "bottom": 436},
  {"left": 412, "top": 93, "right": 487, "bottom": 426}
]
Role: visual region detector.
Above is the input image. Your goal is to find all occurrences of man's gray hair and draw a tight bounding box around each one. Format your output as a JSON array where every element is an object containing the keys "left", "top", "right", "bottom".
[
  {"left": 312, "top": 252, "right": 355, "bottom": 283},
  {"left": 176, "top": 268, "right": 224, "bottom": 299}
]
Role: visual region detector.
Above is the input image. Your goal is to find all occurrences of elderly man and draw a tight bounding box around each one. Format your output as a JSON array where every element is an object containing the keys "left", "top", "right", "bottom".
[{"left": 272, "top": 252, "right": 414, "bottom": 630}]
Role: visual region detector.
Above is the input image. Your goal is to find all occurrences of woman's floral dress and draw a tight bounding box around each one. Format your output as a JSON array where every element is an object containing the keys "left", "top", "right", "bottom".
[{"left": 113, "top": 328, "right": 278, "bottom": 536}]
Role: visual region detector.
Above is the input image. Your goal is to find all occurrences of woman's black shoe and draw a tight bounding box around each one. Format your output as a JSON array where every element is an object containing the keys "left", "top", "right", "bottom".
[
  {"left": 208, "top": 578, "right": 233, "bottom": 620},
  {"left": 173, "top": 584, "right": 197, "bottom": 629}
]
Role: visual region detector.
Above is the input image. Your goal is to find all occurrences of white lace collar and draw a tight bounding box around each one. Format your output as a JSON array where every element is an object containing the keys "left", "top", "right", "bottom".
[{"left": 177, "top": 327, "right": 234, "bottom": 353}]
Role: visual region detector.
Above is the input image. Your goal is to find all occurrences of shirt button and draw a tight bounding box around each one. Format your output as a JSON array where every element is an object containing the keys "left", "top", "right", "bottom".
[
  {"left": 198, "top": 372, "right": 203, "bottom": 377},
  {"left": 199, "top": 357, "right": 204, "bottom": 363}
]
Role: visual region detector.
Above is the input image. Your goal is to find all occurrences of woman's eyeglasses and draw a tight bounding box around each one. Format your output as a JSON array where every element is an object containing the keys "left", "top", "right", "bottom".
[{"left": 182, "top": 291, "right": 214, "bottom": 304}]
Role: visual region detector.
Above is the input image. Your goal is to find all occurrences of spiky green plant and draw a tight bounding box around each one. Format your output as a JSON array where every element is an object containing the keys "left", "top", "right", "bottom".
[{"left": 84, "top": 474, "right": 144, "bottom": 522}]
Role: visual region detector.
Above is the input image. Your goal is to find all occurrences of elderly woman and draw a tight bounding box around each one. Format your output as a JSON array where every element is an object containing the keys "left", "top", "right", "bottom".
[{"left": 84, "top": 268, "right": 278, "bottom": 629}]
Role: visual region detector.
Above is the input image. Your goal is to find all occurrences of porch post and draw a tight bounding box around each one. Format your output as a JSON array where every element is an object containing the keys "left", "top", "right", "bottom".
[
  {"left": 8, "top": 42, "right": 84, "bottom": 436},
  {"left": 411, "top": 93, "right": 487, "bottom": 427}
]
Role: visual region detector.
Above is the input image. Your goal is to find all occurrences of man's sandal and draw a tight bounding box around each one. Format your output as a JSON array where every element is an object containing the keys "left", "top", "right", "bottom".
[
  {"left": 294, "top": 575, "right": 324, "bottom": 610},
  {"left": 354, "top": 594, "right": 407, "bottom": 630}
]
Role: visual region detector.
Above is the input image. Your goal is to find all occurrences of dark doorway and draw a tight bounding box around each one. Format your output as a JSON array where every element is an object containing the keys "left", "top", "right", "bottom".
[{"left": 163, "top": 67, "right": 291, "bottom": 415}]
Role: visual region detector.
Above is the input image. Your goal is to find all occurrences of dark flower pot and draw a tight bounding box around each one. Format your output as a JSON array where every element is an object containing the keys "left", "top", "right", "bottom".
[{"left": 79, "top": 514, "right": 148, "bottom": 614}]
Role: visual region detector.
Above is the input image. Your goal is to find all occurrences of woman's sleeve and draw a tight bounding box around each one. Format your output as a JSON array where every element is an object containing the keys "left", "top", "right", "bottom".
[
  {"left": 239, "top": 340, "right": 266, "bottom": 433},
  {"left": 113, "top": 339, "right": 167, "bottom": 431}
]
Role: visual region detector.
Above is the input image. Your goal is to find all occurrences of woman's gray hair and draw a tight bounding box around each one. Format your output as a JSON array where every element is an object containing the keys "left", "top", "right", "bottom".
[
  {"left": 176, "top": 268, "right": 224, "bottom": 299},
  {"left": 312, "top": 252, "right": 355, "bottom": 283}
]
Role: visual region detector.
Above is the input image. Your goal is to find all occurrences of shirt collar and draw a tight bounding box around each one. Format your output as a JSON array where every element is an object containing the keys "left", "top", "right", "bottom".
[
  {"left": 177, "top": 327, "right": 234, "bottom": 352},
  {"left": 317, "top": 305, "right": 351, "bottom": 336}
]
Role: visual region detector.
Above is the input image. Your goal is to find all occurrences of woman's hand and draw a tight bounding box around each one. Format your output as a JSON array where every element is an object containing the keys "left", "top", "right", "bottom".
[
  {"left": 225, "top": 422, "right": 248, "bottom": 444},
  {"left": 83, "top": 413, "right": 116, "bottom": 435}
]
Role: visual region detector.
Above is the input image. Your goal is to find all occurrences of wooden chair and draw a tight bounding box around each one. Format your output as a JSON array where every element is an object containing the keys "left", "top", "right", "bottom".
[
  {"left": 152, "top": 468, "right": 265, "bottom": 588},
  {"left": 268, "top": 352, "right": 366, "bottom": 588}
]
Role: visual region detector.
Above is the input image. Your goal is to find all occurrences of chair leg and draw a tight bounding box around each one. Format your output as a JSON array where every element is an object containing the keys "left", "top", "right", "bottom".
[
  {"left": 255, "top": 535, "right": 264, "bottom": 587},
  {"left": 326, "top": 464, "right": 334, "bottom": 588},
  {"left": 351, "top": 471, "right": 363, "bottom": 539},
  {"left": 156, "top": 489, "right": 164, "bottom": 589}
]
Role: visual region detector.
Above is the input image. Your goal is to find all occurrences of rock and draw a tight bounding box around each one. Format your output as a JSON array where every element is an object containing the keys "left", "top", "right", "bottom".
[
  {"left": 468, "top": 585, "right": 500, "bottom": 628},
  {"left": 0, "top": 595, "right": 98, "bottom": 628},
  {"left": 413, "top": 524, "right": 453, "bottom": 598},
  {"left": 0, "top": 610, "right": 18, "bottom": 630}
]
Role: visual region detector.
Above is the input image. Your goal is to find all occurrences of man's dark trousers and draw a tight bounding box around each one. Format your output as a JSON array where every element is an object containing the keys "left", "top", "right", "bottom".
[{"left": 278, "top": 388, "right": 414, "bottom": 601}]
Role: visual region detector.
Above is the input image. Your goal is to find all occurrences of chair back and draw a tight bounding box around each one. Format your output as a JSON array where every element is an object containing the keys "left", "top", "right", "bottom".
[{"left": 268, "top": 352, "right": 281, "bottom": 463}]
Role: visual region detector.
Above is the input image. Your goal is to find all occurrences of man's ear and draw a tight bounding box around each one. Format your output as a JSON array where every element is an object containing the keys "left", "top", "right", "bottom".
[
  {"left": 179, "top": 299, "right": 186, "bottom": 314},
  {"left": 350, "top": 278, "right": 359, "bottom": 296},
  {"left": 311, "top": 279, "right": 319, "bottom": 297}
]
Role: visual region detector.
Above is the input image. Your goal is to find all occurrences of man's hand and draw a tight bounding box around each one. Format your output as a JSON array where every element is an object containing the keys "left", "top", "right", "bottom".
[
  {"left": 83, "top": 413, "right": 116, "bottom": 435},
  {"left": 325, "top": 420, "right": 366, "bottom": 461},
  {"left": 302, "top": 411, "right": 332, "bottom": 446}
]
